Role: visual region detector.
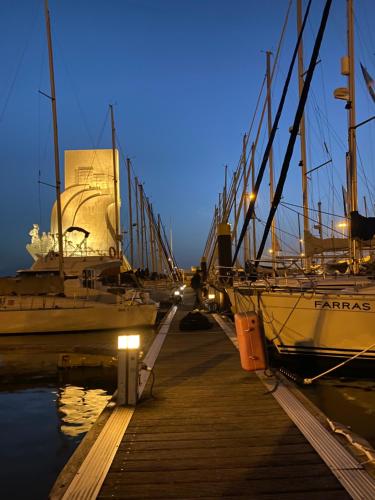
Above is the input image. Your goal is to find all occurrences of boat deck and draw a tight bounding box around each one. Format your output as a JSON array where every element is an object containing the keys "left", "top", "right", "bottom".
[{"left": 52, "top": 290, "right": 375, "bottom": 499}]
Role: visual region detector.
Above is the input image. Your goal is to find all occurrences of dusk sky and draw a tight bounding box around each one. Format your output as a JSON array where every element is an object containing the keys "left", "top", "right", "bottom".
[{"left": 0, "top": 0, "right": 374, "bottom": 274}]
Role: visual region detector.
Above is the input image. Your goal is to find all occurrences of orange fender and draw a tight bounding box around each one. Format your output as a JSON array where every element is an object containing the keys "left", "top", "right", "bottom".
[{"left": 234, "top": 312, "right": 267, "bottom": 371}]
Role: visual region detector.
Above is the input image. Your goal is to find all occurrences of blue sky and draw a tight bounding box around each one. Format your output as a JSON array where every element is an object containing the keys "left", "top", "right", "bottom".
[{"left": 0, "top": 0, "right": 374, "bottom": 274}]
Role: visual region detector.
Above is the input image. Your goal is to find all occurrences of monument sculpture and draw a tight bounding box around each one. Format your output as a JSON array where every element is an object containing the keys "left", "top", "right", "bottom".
[{"left": 27, "top": 149, "right": 121, "bottom": 261}]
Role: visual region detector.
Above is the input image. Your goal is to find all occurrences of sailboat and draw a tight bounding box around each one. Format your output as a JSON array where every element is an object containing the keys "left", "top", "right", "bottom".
[
  {"left": 215, "top": 0, "right": 375, "bottom": 367},
  {"left": 0, "top": 1, "right": 157, "bottom": 334}
]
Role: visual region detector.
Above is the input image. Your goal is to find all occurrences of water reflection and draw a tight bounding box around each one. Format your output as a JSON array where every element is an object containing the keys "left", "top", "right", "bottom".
[
  {"left": 58, "top": 385, "right": 111, "bottom": 437},
  {"left": 301, "top": 378, "right": 375, "bottom": 447},
  {"left": 0, "top": 327, "right": 157, "bottom": 500}
]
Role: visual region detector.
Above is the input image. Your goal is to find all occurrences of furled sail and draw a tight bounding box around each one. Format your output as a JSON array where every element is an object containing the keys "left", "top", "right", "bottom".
[
  {"left": 304, "top": 230, "right": 348, "bottom": 257},
  {"left": 351, "top": 211, "right": 375, "bottom": 241}
]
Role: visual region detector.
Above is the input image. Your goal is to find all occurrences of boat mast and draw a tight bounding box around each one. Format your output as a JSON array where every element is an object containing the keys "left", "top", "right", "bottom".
[
  {"left": 139, "top": 183, "right": 145, "bottom": 268},
  {"left": 242, "top": 134, "right": 249, "bottom": 265},
  {"left": 109, "top": 104, "right": 120, "bottom": 259},
  {"left": 157, "top": 214, "right": 163, "bottom": 274},
  {"left": 135, "top": 176, "right": 140, "bottom": 268},
  {"left": 347, "top": 0, "right": 359, "bottom": 271},
  {"left": 148, "top": 200, "right": 156, "bottom": 273},
  {"left": 223, "top": 165, "right": 228, "bottom": 217},
  {"left": 126, "top": 157, "right": 134, "bottom": 268},
  {"left": 297, "top": 0, "right": 310, "bottom": 269},
  {"left": 250, "top": 143, "right": 257, "bottom": 260},
  {"left": 266, "top": 51, "right": 277, "bottom": 272},
  {"left": 44, "top": 0, "right": 64, "bottom": 280}
]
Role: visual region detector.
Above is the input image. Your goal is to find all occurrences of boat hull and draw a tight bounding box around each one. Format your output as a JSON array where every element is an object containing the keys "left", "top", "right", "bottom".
[
  {"left": 0, "top": 302, "right": 157, "bottom": 334},
  {"left": 227, "top": 287, "right": 375, "bottom": 361}
]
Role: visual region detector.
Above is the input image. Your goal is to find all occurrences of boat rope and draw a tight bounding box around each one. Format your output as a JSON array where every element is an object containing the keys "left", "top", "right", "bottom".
[
  {"left": 280, "top": 202, "right": 351, "bottom": 237},
  {"left": 232, "top": 0, "right": 313, "bottom": 266},
  {"left": 222, "top": 0, "right": 292, "bottom": 226},
  {"left": 303, "top": 341, "right": 375, "bottom": 384},
  {"left": 269, "top": 293, "right": 303, "bottom": 342},
  {"left": 255, "top": 0, "right": 333, "bottom": 266}
]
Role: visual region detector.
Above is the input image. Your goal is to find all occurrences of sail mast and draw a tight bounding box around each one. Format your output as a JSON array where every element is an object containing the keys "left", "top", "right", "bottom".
[
  {"left": 44, "top": 0, "right": 64, "bottom": 280},
  {"left": 266, "top": 50, "right": 277, "bottom": 272},
  {"left": 347, "top": 0, "right": 358, "bottom": 271},
  {"left": 139, "top": 183, "right": 145, "bottom": 268},
  {"left": 242, "top": 134, "right": 249, "bottom": 265},
  {"left": 297, "top": 0, "right": 310, "bottom": 268},
  {"left": 126, "top": 157, "right": 134, "bottom": 268},
  {"left": 135, "top": 176, "right": 140, "bottom": 268},
  {"left": 109, "top": 104, "right": 120, "bottom": 259}
]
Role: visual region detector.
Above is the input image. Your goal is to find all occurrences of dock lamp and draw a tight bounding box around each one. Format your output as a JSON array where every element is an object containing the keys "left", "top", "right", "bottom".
[
  {"left": 117, "top": 334, "right": 140, "bottom": 406},
  {"left": 206, "top": 292, "right": 218, "bottom": 313},
  {"left": 173, "top": 289, "right": 182, "bottom": 304}
]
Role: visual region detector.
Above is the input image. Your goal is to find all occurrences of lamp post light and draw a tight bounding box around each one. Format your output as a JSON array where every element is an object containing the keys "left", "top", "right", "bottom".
[
  {"left": 117, "top": 334, "right": 140, "bottom": 406},
  {"left": 172, "top": 289, "right": 182, "bottom": 304}
]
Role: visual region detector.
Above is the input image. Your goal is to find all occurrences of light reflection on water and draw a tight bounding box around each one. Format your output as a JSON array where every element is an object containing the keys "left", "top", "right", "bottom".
[
  {"left": 0, "top": 383, "right": 113, "bottom": 500},
  {"left": 300, "top": 378, "right": 375, "bottom": 448},
  {"left": 0, "top": 326, "right": 156, "bottom": 500},
  {"left": 58, "top": 385, "right": 111, "bottom": 437}
]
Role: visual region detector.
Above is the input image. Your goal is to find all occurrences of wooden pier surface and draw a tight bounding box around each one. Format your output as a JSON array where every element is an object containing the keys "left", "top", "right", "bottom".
[{"left": 97, "top": 293, "right": 351, "bottom": 499}]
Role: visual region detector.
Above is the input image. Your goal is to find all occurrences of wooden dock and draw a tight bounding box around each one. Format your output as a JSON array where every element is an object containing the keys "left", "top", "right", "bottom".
[
  {"left": 98, "top": 294, "right": 351, "bottom": 499},
  {"left": 52, "top": 290, "right": 375, "bottom": 499}
]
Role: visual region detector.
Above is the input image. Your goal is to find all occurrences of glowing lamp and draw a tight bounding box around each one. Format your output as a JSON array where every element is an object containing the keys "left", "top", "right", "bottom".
[
  {"left": 174, "top": 290, "right": 181, "bottom": 296},
  {"left": 208, "top": 293, "right": 215, "bottom": 300},
  {"left": 118, "top": 334, "right": 140, "bottom": 350}
]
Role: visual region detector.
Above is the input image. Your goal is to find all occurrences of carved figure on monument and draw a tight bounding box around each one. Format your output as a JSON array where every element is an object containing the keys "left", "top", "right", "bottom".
[
  {"left": 29, "top": 224, "right": 40, "bottom": 244},
  {"left": 26, "top": 225, "right": 56, "bottom": 261}
]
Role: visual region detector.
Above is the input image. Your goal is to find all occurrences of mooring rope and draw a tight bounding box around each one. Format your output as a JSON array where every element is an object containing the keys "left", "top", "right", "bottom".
[{"left": 304, "top": 341, "right": 375, "bottom": 384}]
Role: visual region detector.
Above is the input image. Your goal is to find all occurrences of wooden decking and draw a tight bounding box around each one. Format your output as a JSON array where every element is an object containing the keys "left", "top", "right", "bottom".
[{"left": 96, "top": 295, "right": 352, "bottom": 499}]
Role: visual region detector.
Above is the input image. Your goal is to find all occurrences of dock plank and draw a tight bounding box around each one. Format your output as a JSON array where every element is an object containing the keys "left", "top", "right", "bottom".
[{"left": 97, "top": 304, "right": 351, "bottom": 499}]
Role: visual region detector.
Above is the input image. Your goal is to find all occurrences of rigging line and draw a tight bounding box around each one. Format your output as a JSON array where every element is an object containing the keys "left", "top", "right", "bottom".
[
  {"left": 309, "top": 89, "right": 347, "bottom": 150},
  {"left": 229, "top": 26, "right": 292, "bottom": 236},
  {"left": 0, "top": 9, "right": 40, "bottom": 124},
  {"left": 225, "top": 0, "right": 292, "bottom": 222},
  {"left": 144, "top": 198, "right": 174, "bottom": 274},
  {"left": 160, "top": 218, "right": 179, "bottom": 271},
  {"left": 256, "top": 215, "right": 301, "bottom": 242},
  {"left": 38, "top": 170, "right": 43, "bottom": 228},
  {"left": 115, "top": 135, "right": 145, "bottom": 208},
  {"left": 232, "top": 0, "right": 313, "bottom": 266},
  {"left": 223, "top": 76, "right": 265, "bottom": 221},
  {"left": 96, "top": 108, "right": 110, "bottom": 149},
  {"left": 256, "top": 0, "right": 334, "bottom": 266},
  {"left": 357, "top": 146, "right": 375, "bottom": 207},
  {"left": 280, "top": 202, "right": 348, "bottom": 237},
  {"left": 54, "top": 35, "right": 96, "bottom": 147},
  {"left": 353, "top": 8, "right": 375, "bottom": 70},
  {"left": 281, "top": 201, "right": 347, "bottom": 220},
  {"left": 276, "top": 207, "right": 299, "bottom": 242},
  {"left": 203, "top": 211, "right": 217, "bottom": 257}
]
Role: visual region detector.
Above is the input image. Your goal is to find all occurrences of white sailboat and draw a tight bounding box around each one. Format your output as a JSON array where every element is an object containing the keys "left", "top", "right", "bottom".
[
  {"left": 0, "top": 1, "right": 157, "bottom": 335},
  {"left": 223, "top": 0, "right": 375, "bottom": 366}
]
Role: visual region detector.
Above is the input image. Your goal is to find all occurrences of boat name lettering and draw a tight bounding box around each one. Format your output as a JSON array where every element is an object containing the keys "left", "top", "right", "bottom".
[{"left": 314, "top": 300, "right": 371, "bottom": 311}]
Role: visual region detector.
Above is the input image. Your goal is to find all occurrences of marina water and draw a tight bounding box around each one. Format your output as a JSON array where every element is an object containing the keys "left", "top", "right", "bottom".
[
  {"left": 0, "top": 328, "right": 155, "bottom": 500},
  {"left": 0, "top": 328, "right": 373, "bottom": 500}
]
